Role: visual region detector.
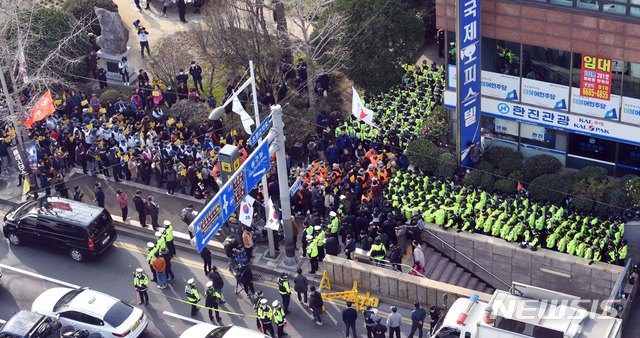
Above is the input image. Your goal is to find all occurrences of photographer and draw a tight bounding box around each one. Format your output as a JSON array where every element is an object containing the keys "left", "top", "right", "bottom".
[{"left": 137, "top": 26, "right": 150, "bottom": 58}]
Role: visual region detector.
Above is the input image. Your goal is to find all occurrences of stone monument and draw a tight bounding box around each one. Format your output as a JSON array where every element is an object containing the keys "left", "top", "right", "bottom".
[{"left": 94, "top": 7, "right": 131, "bottom": 82}]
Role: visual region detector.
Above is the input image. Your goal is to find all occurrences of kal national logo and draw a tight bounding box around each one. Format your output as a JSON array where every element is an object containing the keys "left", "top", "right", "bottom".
[
  {"left": 497, "top": 103, "right": 510, "bottom": 115},
  {"left": 587, "top": 125, "right": 610, "bottom": 134}
]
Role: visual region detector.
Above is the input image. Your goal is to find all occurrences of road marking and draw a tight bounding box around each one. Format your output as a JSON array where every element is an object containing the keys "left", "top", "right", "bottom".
[
  {"left": 0, "top": 264, "right": 80, "bottom": 289},
  {"left": 162, "top": 311, "right": 207, "bottom": 325}
]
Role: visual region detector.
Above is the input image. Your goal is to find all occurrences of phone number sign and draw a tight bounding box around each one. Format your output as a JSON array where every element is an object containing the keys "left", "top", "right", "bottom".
[{"left": 580, "top": 55, "right": 612, "bottom": 101}]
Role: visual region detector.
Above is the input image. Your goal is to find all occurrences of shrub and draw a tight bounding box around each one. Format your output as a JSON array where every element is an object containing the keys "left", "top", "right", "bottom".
[
  {"left": 463, "top": 170, "right": 483, "bottom": 187},
  {"left": 62, "top": 0, "right": 118, "bottom": 35},
  {"left": 479, "top": 173, "right": 495, "bottom": 191},
  {"left": 595, "top": 186, "right": 629, "bottom": 217},
  {"left": 476, "top": 161, "right": 494, "bottom": 173},
  {"left": 494, "top": 178, "right": 517, "bottom": 194},
  {"left": 99, "top": 89, "right": 126, "bottom": 104},
  {"left": 434, "top": 152, "right": 456, "bottom": 178},
  {"left": 508, "top": 170, "right": 525, "bottom": 182},
  {"left": 620, "top": 174, "right": 639, "bottom": 186},
  {"left": 168, "top": 100, "right": 210, "bottom": 129},
  {"left": 625, "top": 177, "right": 640, "bottom": 208},
  {"left": 420, "top": 106, "right": 449, "bottom": 145},
  {"left": 572, "top": 193, "right": 594, "bottom": 212},
  {"left": 522, "top": 155, "right": 562, "bottom": 181},
  {"left": 576, "top": 165, "right": 608, "bottom": 181},
  {"left": 406, "top": 138, "right": 441, "bottom": 175},
  {"left": 529, "top": 174, "right": 568, "bottom": 204}
]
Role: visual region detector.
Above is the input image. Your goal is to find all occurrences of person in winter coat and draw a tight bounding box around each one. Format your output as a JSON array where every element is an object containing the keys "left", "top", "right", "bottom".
[
  {"left": 208, "top": 266, "right": 225, "bottom": 303},
  {"left": 308, "top": 285, "right": 324, "bottom": 325},
  {"left": 133, "top": 190, "right": 147, "bottom": 227},
  {"left": 116, "top": 189, "right": 129, "bottom": 220},
  {"left": 342, "top": 301, "right": 358, "bottom": 338},
  {"left": 293, "top": 268, "right": 309, "bottom": 304},
  {"left": 147, "top": 196, "right": 160, "bottom": 230}
]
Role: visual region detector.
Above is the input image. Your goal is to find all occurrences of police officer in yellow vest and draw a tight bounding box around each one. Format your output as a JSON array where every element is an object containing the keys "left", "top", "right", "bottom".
[
  {"left": 133, "top": 268, "right": 149, "bottom": 305},
  {"left": 205, "top": 281, "right": 222, "bottom": 324},
  {"left": 278, "top": 272, "right": 292, "bottom": 314},
  {"left": 272, "top": 300, "right": 287, "bottom": 338},
  {"left": 307, "top": 235, "right": 319, "bottom": 274},
  {"left": 155, "top": 229, "right": 167, "bottom": 251},
  {"left": 163, "top": 220, "right": 176, "bottom": 257},
  {"left": 185, "top": 278, "right": 201, "bottom": 316},
  {"left": 370, "top": 238, "right": 387, "bottom": 264},
  {"left": 257, "top": 298, "right": 275, "bottom": 336},
  {"left": 146, "top": 242, "right": 158, "bottom": 281}
]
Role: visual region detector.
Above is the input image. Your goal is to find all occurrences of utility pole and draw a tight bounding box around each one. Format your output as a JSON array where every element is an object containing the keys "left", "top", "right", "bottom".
[
  {"left": 270, "top": 104, "right": 297, "bottom": 265},
  {"left": 249, "top": 60, "right": 277, "bottom": 257}
]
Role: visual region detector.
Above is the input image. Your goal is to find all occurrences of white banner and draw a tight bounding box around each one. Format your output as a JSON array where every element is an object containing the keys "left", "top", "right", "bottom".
[
  {"left": 520, "top": 122, "right": 547, "bottom": 142},
  {"left": 521, "top": 78, "right": 569, "bottom": 111},
  {"left": 448, "top": 65, "right": 520, "bottom": 100},
  {"left": 493, "top": 118, "right": 518, "bottom": 136},
  {"left": 621, "top": 96, "right": 640, "bottom": 126},
  {"left": 570, "top": 88, "right": 620, "bottom": 120}
]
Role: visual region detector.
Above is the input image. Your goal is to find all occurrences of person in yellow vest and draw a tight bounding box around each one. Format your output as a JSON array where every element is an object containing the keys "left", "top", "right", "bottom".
[
  {"left": 185, "top": 278, "right": 201, "bottom": 316},
  {"left": 163, "top": 220, "right": 176, "bottom": 257},
  {"left": 133, "top": 268, "right": 149, "bottom": 305},
  {"left": 307, "top": 235, "right": 319, "bottom": 274},
  {"left": 370, "top": 238, "right": 387, "bottom": 264},
  {"left": 256, "top": 298, "right": 275, "bottom": 336},
  {"left": 277, "top": 272, "right": 292, "bottom": 314},
  {"left": 146, "top": 242, "right": 158, "bottom": 282},
  {"left": 155, "top": 230, "right": 167, "bottom": 251},
  {"left": 272, "top": 300, "right": 287, "bottom": 338}
]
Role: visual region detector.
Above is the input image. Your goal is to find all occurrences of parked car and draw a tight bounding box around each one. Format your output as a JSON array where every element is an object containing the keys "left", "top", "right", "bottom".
[
  {"left": 2, "top": 197, "right": 117, "bottom": 262},
  {"left": 31, "top": 287, "right": 147, "bottom": 338},
  {"left": 180, "top": 323, "right": 268, "bottom": 338},
  {"left": 0, "top": 310, "right": 61, "bottom": 338}
]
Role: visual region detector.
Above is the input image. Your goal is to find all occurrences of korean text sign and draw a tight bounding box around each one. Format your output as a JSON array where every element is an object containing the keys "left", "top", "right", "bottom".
[
  {"left": 456, "top": 0, "right": 481, "bottom": 167},
  {"left": 580, "top": 55, "right": 612, "bottom": 101}
]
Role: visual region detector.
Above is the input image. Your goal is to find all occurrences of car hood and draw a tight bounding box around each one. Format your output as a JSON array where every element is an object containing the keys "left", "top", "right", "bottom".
[
  {"left": 31, "top": 287, "right": 75, "bottom": 316},
  {"left": 180, "top": 323, "right": 218, "bottom": 337}
]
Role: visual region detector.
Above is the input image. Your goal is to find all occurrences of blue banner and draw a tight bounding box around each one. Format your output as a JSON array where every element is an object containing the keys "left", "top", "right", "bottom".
[{"left": 457, "top": 0, "right": 481, "bottom": 167}]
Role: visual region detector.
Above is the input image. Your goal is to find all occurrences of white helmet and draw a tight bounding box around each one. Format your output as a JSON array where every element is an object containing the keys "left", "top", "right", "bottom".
[
  {"left": 187, "top": 278, "right": 195, "bottom": 285},
  {"left": 135, "top": 268, "right": 143, "bottom": 274},
  {"left": 329, "top": 211, "right": 337, "bottom": 217},
  {"left": 272, "top": 300, "right": 279, "bottom": 307},
  {"left": 155, "top": 231, "right": 163, "bottom": 238},
  {"left": 163, "top": 220, "right": 171, "bottom": 226},
  {"left": 206, "top": 281, "right": 213, "bottom": 288},
  {"left": 260, "top": 299, "right": 267, "bottom": 305},
  {"left": 146, "top": 242, "right": 155, "bottom": 250}
]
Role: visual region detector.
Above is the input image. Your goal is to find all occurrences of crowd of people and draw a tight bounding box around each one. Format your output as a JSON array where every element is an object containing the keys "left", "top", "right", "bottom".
[{"left": 385, "top": 171, "right": 628, "bottom": 265}]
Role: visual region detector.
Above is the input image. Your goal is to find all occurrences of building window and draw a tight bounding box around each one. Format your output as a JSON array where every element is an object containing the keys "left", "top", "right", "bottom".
[
  {"left": 482, "top": 38, "right": 520, "bottom": 76},
  {"left": 550, "top": 0, "right": 573, "bottom": 6},
  {"left": 481, "top": 115, "right": 518, "bottom": 142},
  {"left": 622, "top": 63, "right": 640, "bottom": 99},
  {"left": 567, "top": 134, "right": 616, "bottom": 162},
  {"left": 618, "top": 142, "right": 640, "bottom": 169},
  {"left": 522, "top": 44, "right": 571, "bottom": 86},
  {"left": 447, "top": 31, "right": 456, "bottom": 66}
]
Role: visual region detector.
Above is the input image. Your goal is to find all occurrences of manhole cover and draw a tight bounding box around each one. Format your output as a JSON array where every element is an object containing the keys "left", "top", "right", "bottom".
[{"left": 0, "top": 179, "right": 8, "bottom": 191}]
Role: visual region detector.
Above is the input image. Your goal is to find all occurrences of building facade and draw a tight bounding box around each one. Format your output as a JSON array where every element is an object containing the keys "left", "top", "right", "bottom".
[{"left": 437, "top": 0, "right": 640, "bottom": 176}]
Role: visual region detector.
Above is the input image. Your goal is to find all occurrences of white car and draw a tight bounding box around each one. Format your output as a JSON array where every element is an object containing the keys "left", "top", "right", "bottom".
[
  {"left": 180, "top": 323, "right": 269, "bottom": 338},
  {"left": 31, "top": 287, "right": 147, "bottom": 337}
]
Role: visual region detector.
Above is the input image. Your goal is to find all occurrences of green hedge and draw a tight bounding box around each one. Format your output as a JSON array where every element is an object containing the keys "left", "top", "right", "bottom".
[
  {"left": 406, "top": 138, "right": 441, "bottom": 175},
  {"left": 434, "top": 152, "right": 456, "bottom": 177},
  {"left": 529, "top": 174, "right": 567, "bottom": 204},
  {"left": 522, "top": 154, "right": 562, "bottom": 181}
]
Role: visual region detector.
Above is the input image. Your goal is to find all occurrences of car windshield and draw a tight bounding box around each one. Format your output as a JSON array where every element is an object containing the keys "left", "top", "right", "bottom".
[
  {"left": 11, "top": 200, "right": 37, "bottom": 218},
  {"left": 103, "top": 301, "right": 133, "bottom": 327},
  {"left": 53, "top": 289, "right": 84, "bottom": 312},
  {"left": 206, "top": 326, "right": 232, "bottom": 338}
]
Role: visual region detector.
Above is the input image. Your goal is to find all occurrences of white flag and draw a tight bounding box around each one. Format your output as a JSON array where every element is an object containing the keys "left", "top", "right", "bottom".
[
  {"left": 239, "top": 195, "right": 255, "bottom": 226},
  {"left": 264, "top": 197, "right": 280, "bottom": 231},
  {"left": 352, "top": 86, "right": 375, "bottom": 126},
  {"left": 232, "top": 94, "right": 255, "bottom": 134}
]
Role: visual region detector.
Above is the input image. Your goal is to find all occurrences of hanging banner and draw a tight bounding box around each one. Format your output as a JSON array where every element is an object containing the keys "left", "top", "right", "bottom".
[
  {"left": 456, "top": 0, "right": 481, "bottom": 167},
  {"left": 570, "top": 88, "right": 620, "bottom": 120},
  {"left": 448, "top": 65, "right": 520, "bottom": 101},
  {"left": 580, "top": 55, "right": 612, "bottom": 101},
  {"left": 521, "top": 78, "right": 569, "bottom": 111}
]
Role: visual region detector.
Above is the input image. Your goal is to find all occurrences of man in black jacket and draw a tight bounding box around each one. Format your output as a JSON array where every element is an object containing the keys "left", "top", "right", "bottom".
[
  {"left": 189, "top": 61, "right": 203, "bottom": 91},
  {"left": 176, "top": 69, "right": 189, "bottom": 86},
  {"left": 208, "top": 266, "right": 226, "bottom": 304},
  {"left": 342, "top": 301, "right": 358, "bottom": 338},
  {"left": 133, "top": 190, "right": 147, "bottom": 228},
  {"left": 164, "top": 85, "right": 177, "bottom": 108}
]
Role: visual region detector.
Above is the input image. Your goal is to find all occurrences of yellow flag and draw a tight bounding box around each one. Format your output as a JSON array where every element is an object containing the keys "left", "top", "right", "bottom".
[
  {"left": 81, "top": 99, "right": 88, "bottom": 106},
  {"left": 180, "top": 169, "right": 187, "bottom": 176},
  {"left": 87, "top": 107, "right": 93, "bottom": 113},
  {"left": 174, "top": 139, "right": 181, "bottom": 145},
  {"left": 197, "top": 172, "right": 203, "bottom": 180},
  {"left": 106, "top": 122, "right": 112, "bottom": 128},
  {"left": 69, "top": 136, "right": 75, "bottom": 142},
  {"left": 124, "top": 154, "right": 130, "bottom": 161},
  {"left": 4, "top": 136, "right": 10, "bottom": 142},
  {"left": 87, "top": 124, "right": 93, "bottom": 130},
  {"left": 8, "top": 129, "right": 15, "bottom": 136},
  {"left": 23, "top": 178, "right": 31, "bottom": 195},
  {"left": 176, "top": 122, "right": 183, "bottom": 128},
  {"left": 167, "top": 117, "right": 175, "bottom": 125},
  {"left": 54, "top": 99, "right": 63, "bottom": 106},
  {"left": 150, "top": 122, "right": 156, "bottom": 128},
  {"left": 209, "top": 150, "right": 215, "bottom": 157},
  {"left": 152, "top": 91, "right": 160, "bottom": 97},
  {"left": 99, "top": 108, "right": 107, "bottom": 113}
]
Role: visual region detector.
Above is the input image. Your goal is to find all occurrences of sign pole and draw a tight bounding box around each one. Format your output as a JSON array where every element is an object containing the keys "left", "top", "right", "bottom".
[
  {"left": 250, "top": 60, "right": 276, "bottom": 257},
  {"left": 270, "top": 105, "right": 297, "bottom": 265}
]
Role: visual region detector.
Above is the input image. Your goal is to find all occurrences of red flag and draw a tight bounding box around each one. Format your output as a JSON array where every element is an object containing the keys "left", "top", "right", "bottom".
[
  {"left": 517, "top": 182, "right": 523, "bottom": 191},
  {"left": 24, "top": 90, "right": 55, "bottom": 128}
]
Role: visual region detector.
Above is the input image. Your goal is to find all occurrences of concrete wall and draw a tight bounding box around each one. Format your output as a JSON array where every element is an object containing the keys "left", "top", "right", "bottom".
[
  {"left": 436, "top": 0, "right": 640, "bottom": 63},
  {"left": 421, "top": 223, "right": 625, "bottom": 302},
  {"left": 323, "top": 255, "right": 492, "bottom": 308}
]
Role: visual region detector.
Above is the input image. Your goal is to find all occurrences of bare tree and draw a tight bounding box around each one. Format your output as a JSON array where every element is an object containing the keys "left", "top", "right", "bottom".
[
  {"left": 0, "top": 0, "right": 91, "bottom": 110},
  {"left": 148, "top": 33, "right": 196, "bottom": 88},
  {"left": 275, "top": 0, "right": 348, "bottom": 109},
  {"left": 191, "top": 0, "right": 283, "bottom": 96}
]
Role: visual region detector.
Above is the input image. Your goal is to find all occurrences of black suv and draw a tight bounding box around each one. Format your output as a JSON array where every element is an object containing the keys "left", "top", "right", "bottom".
[
  {"left": 2, "top": 197, "right": 117, "bottom": 262},
  {"left": 0, "top": 310, "right": 61, "bottom": 338}
]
